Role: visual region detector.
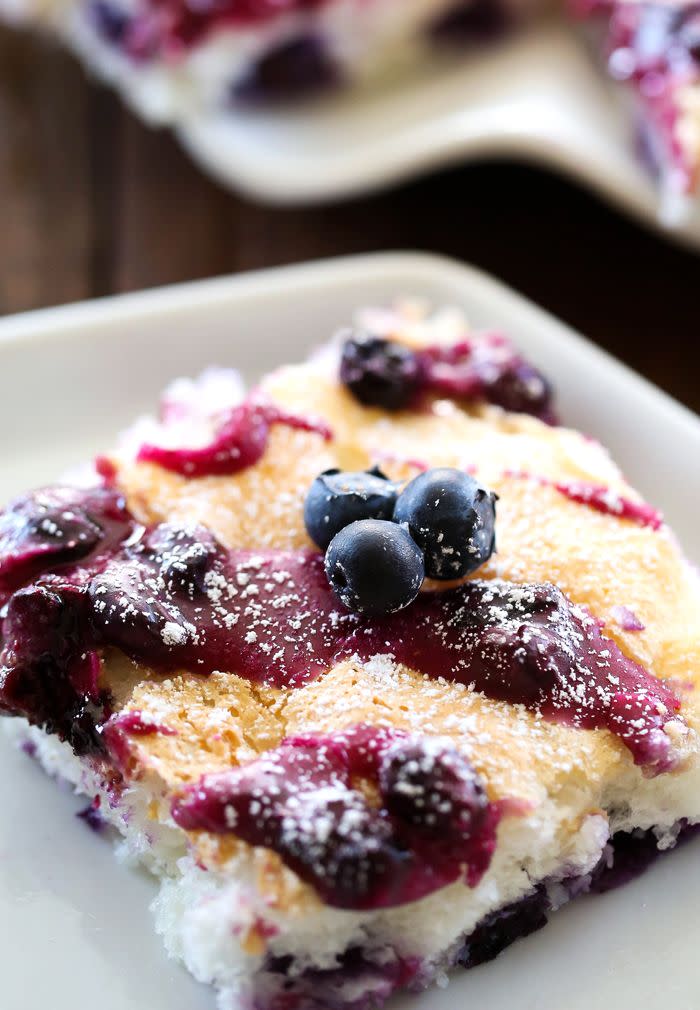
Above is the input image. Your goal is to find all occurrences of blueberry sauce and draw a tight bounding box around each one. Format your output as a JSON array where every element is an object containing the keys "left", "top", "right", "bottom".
[
  {"left": 0, "top": 485, "right": 133, "bottom": 606},
  {"left": 233, "top": 35, "right": 340, "bottom": 104},
  {"left": 108, "top": 709, "right": 178, "bottom": 736},
  {"left": 172, "top": 724, "right": 502, "bottom": 910},
  {"left": 248, "top": 822, "right": 700, "bottom": 1010},
  {"left": 339, "top": 332, "right": 556, "bottom": 423},
  {"left": 578, "top": 0, "right": 700, "bottom": 191},
  {"left": 430, "top": 0, "right": 513, "bottom": 44},
  {"left": 92, "top": 0, "right": 329, "bottom": 61},
  {"left": 254, "top": 948, "right": 420, "bottom": 1010},
  {"left": 589, "top": 821, "right": 700, "bottom": 893},
  {"left": 89, "top": 0, "right": 130, "bottom": 44},
  {"left": 94, "top": 454, "right": 118, "bottom": 486},
  {"left": 101, "top": 710, "right": 178, "bottom": 771},
  {"left": 610, "top": 605, "right": 646, "bottom": 633},
  {"left": 0, "top": 486, "right": 683, "bottom": 770},
  {"left": 77, "top": 796, "right": 107, "bottom": 834},
  {"left": 136, "top": 397, "right": 332, "bottom": 478},
  {"left": 456, "top": 887, "right": 549, "bottom": 968},
  {"left": 417, "top": 336, "right": 556, "bottom": 422},
  {"left": 507, "top": 471, "right": 663, "bottom": 529}
]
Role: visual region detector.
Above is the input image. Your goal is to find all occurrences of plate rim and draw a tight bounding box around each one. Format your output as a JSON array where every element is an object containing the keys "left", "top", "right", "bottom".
[{"left": 0, "top": 249, "right": 697, "bottom": 436}]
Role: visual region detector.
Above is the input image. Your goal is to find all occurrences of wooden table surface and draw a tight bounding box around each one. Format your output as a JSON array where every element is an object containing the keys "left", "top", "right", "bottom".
[{"left": 1, "top": 26, "right": 697, "bottom": 412}]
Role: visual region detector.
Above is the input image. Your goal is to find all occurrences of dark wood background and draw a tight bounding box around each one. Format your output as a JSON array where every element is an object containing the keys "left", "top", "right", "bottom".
[{"left": 1, "top": 26, "right": 697, "bottom": 411}]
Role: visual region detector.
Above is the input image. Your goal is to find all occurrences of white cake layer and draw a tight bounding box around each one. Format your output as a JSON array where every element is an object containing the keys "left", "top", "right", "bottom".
[{"left": 8, "top": 699, "right": 700, "bottom": 1010}]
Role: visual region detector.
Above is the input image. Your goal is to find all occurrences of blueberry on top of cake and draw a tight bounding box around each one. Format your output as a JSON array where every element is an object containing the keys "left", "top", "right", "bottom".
[{"left": 1, "top": 300, "right": 699, "bottom": 1010}]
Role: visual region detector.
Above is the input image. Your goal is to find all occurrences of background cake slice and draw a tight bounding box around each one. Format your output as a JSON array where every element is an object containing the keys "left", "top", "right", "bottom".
[{"left": 0, "top": 0, "right": 536, "bottom": 122}]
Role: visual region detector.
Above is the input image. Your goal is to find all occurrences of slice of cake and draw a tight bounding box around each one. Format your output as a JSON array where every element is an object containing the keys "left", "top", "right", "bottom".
[
  {"left": 0, "top": 0, "right": 532, "bottom": 122},
  {"left": 574, "top": 0, "right": 700, "bottom": 212},
  {"left": 2, "top": 301, "right": 699, "bottom": 1010}
]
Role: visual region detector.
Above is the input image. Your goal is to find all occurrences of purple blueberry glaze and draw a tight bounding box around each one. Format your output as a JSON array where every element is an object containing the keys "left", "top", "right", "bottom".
[
  {"left": 417, "top": 336, "right": 556, "bottom": 422},
  {"left": 233, "top": 35, "right": 340, "bottom": 103},
  {"left": 551, "top": 480, "right": 662, "bottom": 529},
  {"left": 77, "top": 796, "right": 107, "bottom": 834},
  {"left": 87, "top": 0, "right": 330, "bottom": 60},
  {"left": 107, "top": 709, "right": 178, "bottom": 736},
  {"left": 172, "top": 725, "right": 502, "bottom": 910},
  {"left": 456, "top": 887, "right": 548, "bottom": 968},
  {"left": 249, "top": 822, "right": 699, "bottom": 1010},
  {"left": 610, "top": 605, "right": 646, "bottom": 633},
  {"left": 137, "top": 397, "right": 333, "bottom": 478},
  {"left": 431, "top": 0, "right": 513, "bottom": 44},
  {"left": 0, "top": 486, "right": 683, "bottom": 770},
  {"left": 254, "top": 948, "right": 420, "bottom": 1010},
  {"left": 0, "top": 580, "right": 109, "bottom": 754},
  {"left": 506, "top": 470, "right": 663, "bottom": 529},
  {"left": 102, "top": 709, "right": 178, "bottom": 770},
  {"left": 88, "top": 0, "right": 130, "bottom": 44},
  {"left": 338, "top": 333, "right": 556, "bottom": 423},
  {"left": 578, "top": 0, "right": 700, "bottom": 191},
  {"left": 0, "top": 485, "right": 133, "bottom": 605},
  {"left": 590, "top": 822, "right": 700, "bottom": 893}
]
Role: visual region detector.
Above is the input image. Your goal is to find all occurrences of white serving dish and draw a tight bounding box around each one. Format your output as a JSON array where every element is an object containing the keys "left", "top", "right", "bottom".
[
  {"left": 0, "top": 251, "right": 699, "bottom": 1010},
  {"left": 177, "top": 23, "right": 700, "bottom": 248}
]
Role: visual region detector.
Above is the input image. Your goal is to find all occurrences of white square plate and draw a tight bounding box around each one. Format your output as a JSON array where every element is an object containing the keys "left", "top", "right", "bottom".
[
  {"left": 177, "top": 24, "right": 700, "bottom": 248},
  {"left": 0, "top": 252, "right": 699, "bottom": 1010}
]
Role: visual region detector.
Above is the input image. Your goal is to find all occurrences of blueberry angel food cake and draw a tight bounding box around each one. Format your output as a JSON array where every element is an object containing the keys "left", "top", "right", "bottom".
[
  {"left": 0, "top": 0, "right": 536, "bottom": 119},
  {"left": 2, "top": 303, "right": 700, "bottom": 1010}
]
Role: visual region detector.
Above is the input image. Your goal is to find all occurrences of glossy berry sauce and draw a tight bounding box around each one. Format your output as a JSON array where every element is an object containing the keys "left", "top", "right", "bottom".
[
  {"left": 430, "top": 0, "right": 513, "bottom": 43},
  {"left": 233, "top": 35, "right": 341, "bottom": 103},
  {"left": 137, "top": 396, "right": 332, "bottom": 477},
  {"left": 101, "top": 709, "right": 179, "bottom": 771},
  {"left": 0, "top": 487, "right": 135, "bottom": 752},
  {"left": 610, "top": 605, "right": 646, "bottom": 633},
  {"left": 0, "top": 485, "right": 133, "bottom": 606},
  {"left": 506, "top": 470, "right": 663, "bottom": 529},
  {"left": 417, "top": 335, "right": 556, "bottom": 422},
  {"left": 0, "top": 486, "right": 682, "bottom": 774},
  {"left": 172, "top": 724, "right": 503, "bottom": 910},
  {"left": 341, "top": 333, "right": 556, "bottom": 423},
  {"left": 88, "top": 0, "right": 328, "bottom": 60},
  {"left": 248, "top": 821, "right": 700, "bottom": 1007},
  {"left": 577, "top": 0, "right": 700, "bottom": 191},
  {"left": 108, "top": 709, "right": 178, "bottom": 736}
]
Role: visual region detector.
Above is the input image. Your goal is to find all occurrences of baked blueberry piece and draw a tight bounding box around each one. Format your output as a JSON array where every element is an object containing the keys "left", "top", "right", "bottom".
[
  {"left": 1, "top": 0, "right": 697, "bottom": 213},
  {"left": 2, "top": 301, "right": 699, "bottom": 1010},
  {"left": 574, "top": 0, "right": 700, "bottom": 211},
  {"left": 0, "top": 0, "right": 536, "bottom": 122}
]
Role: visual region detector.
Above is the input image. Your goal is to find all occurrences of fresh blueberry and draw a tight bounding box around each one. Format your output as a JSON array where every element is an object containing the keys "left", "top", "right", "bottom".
[
  {"left": 339, "top": 333, "right": 423, "bottom": 410},
  {"left": 324, "top": 519, "right": 424, "bottom": 615},
  {"left": 304, "top": 467, "right": 398, "bottom": 551},
  {"left": 393, "top": 467, "right": 496, "bottom": 580}
]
